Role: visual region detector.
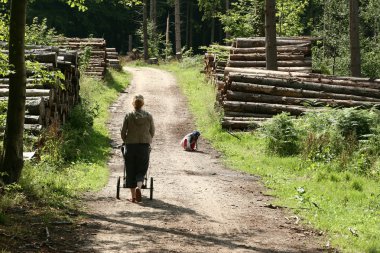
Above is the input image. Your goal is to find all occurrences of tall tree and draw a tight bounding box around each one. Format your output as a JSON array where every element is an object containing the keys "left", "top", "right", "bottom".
[
  {"left": 225, "top": 0, "right": 230, "bottom": 41},
  {"left": 1, "top": 0, "right": 28, "bottom": 184},
  {"left": 349, "top": 0, "right": 361, "bottom": 77},
  {"left": 265, "top": 0, "right": 277, "bottom": 70},
  {"left": 143, "top": 0, "right": 148, "bottom": 60},
  {"left": 150, "top": 0, "right": 157, "bottom": 25},
  {"left": 174, "top": 0, "right": 181, "bottom": 58}
]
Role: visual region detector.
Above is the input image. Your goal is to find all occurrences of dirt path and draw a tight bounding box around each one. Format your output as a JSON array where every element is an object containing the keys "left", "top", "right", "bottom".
[{"left": 82, "top": 67, "right": 324, "bottom": 253}]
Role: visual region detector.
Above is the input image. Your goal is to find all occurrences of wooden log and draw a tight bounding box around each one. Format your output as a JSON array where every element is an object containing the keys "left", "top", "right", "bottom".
[
  {"left": 26, "top": 52, "right": 57, "bottom": 66},
  {"left": 25, "top": 115, "right": 42, "bottom": 125},
  {"left": 228, "top": 76, "right": 380, "bottom": 99},
  {"left": 230, "top": 72, "right": 380, "bottom": 90},
  {"left": 277, "top": 67, "right": 312, "bottom": 72},
  {"left": 58, "top": 51, "right": 78, "bottom": 65},
  {"left": 222, "top": 119, "right": 261, "bottom": 130},
  {"left": 24, "top": 124, "right": 42, "bottom": 135},
  {"left": 225, "top": 90, "right": 380, "bottom": 108},
  {"left": 231, "top": 45, "right": 311, "bottom": 55},
  {"left": 0, "top": 88, "right": 51, "bottom": 98},
  {"left": 228, "top": 60, "right": 312, "bottom": 68},
  {"left": 224, "top": 111, "right": 273, "bottom": 118},
  {"left": 228, "top": 82, "right": 380, "bottom": 102},
  {"left": 0, "top": 97, "right": 47, "bottom": 116},
  {"left": 236, "top": 38, "right": 312, "bottom": 48},
  {"left": 225, "top": 67, "right": 380, "bottom": 85},
  {"left": 224, "top": 116, "right": 268, "bottom": 121},
  {"left": 223, "top": 101, "right": 312, "bottom": 115},
  {"left": 229, "top": 54, "right": 305, "bottom": 61}
]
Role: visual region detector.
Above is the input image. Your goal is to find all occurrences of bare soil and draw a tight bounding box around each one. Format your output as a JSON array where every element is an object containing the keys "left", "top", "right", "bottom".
[{"left": 80, "top": 67, "right": 325, "bottom": 252}]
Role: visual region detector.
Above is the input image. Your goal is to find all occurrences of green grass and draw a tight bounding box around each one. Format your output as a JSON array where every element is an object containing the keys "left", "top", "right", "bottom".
[
  {"left": 1, "top": 69, "right": 130, "bottom": 211},
  {"left": 161, "top": 61, "right": 380, "bottom": 253}
]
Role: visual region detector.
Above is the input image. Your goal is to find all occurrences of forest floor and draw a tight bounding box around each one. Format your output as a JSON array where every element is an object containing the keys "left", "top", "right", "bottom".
[{"left": 75, "top": 66, "right": 325, "bottom": 252}]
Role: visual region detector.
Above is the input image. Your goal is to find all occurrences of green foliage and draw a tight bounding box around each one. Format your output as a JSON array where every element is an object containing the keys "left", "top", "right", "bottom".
[
  {"left": 137, "top": 20, "right": 165, "bottom": 59},
  {"left": 0, "top": 11, "right": 9, "bottom": 42},
  {"left": 298, "top": 108, "right": 380, "bottom": 177},
  {"left": 26, "top": 61, "right": 65, "bottom": 85},
  {"left": 361, "top": 36, "right": 380, "bottom": 78},
  {"left": 261, "top": 113, "right": 300, "bottom": 156},
  {"left": 198, "top": 0, "right": 222, "bottom": 20},
  {"left": 335, "top": 108, "right": 374, "bottom": 139},
  {"left": 78, "top": 46, "right": 92, "bottom": 72},
  {"left": 199, "top": 43, "right": 230, "bottom": 61},
  {"left": 25, "top": 17, "right": 63, "bottom": 45},
  {"left": 66, "top": 0, "right": 88, "bottom": 11},
  {"left": 0, "top": 101, "right": 6, "bottom": 130},
  {"left": 218, "top": 0, "right": 264, "bottom": 38},
  {"left": 179, "top": 49, "right": 203, "bottom": 69},
  {"left": 276, "top": 0, "right": 311, "bottom": 36}
]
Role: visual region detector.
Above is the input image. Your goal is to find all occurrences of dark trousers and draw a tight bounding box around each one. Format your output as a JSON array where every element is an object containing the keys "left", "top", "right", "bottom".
[{"left": 124, "top": 143, "right": 150, "bottom": 188}]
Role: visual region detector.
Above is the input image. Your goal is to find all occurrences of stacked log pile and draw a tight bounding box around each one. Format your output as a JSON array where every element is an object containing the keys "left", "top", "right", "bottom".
[
  {"left": 203, "top": 45, "right": 231, "bottom": 84},
  {"left": 106, "top": 48, "right": 122, "bottom": 70},
  {"left": 57, "top": 37, "right": 107, "bottom": 78},
  {"left": 229, "top": 37, "right": 313, "bottom": 73},
  {"left": 0, "top": 46, "right": 80, "bottom": 137},
  {"left": 221, "top": 67, "right": 380, "bottom": 130}
]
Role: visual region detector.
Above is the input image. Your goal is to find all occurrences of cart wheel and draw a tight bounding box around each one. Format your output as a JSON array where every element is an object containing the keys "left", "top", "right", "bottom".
[
  {"left": 116, "top": 176, "right": 121, "bottom": 199},
  {"left": 149, "top": 177, "right": 154, "bottom": 200}
]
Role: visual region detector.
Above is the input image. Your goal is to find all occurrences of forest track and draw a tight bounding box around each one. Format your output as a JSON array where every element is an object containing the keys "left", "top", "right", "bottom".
[{"left": 81, "top": 66, "right": 324, "bottom": 252}]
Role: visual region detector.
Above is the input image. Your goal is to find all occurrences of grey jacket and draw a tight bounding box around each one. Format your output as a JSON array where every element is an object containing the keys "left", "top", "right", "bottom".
[{"left": 121, "top": 109, "right": 155, "bottom": 144}]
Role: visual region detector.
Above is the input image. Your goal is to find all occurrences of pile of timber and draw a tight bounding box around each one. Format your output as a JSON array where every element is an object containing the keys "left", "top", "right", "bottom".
[
  {"left": 0, "top": 45, "right": 80, "bottom": 137},
  {"left": 57, "top": 37, "right": 107, "bottom": 78},
  {"left": 211, "top": 37, "right": 315, "bottom": 104},
  {"left": 106, "top": 48, "right": 122, "bottom": 70},
  {"left": 203, "top": 45, "right": 231, "bottom": 86},
  {"left": 203, "top": 53, "right": 215, "bottom": 77},
  {"left": 229, "top": 37, "right": 313, "bottom": 73},
  {"left": 220, "top": 67, "right": 380, "bottom": 130}
]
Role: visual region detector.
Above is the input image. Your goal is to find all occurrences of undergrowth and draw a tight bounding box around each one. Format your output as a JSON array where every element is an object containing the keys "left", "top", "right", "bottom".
[{"left": 161, "top": 59, "right": 380, "bottom": 253}]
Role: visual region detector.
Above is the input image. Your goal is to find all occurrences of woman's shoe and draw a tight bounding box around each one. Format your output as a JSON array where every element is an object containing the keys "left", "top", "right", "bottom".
[{"left": 135, "top": 188, "right": 142, "bottom": 202}]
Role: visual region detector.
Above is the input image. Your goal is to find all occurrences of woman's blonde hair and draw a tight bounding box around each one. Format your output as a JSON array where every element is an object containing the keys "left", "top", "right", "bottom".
[{"left": 133, "top": 95, "right": 144, "bottom": 110}]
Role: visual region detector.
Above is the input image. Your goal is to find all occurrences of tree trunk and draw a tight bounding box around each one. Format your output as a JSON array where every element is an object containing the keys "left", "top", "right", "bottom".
[
  {"left": 174, "top": 0, "right": 182, "bottom": 58},
  {"left": 143, "top": 0, "right": 149, "bottom": 61},
  {"left": 150, "top": 0, "right": 153, "bottom": 20},
  {"left": 350, "top": 0, "right": 361, "bottom": 77},
  {"left": 1, "top": 0, "right": 27, "bottom": 184},
  {"left": 210, "top": 18, "right": 215, "bottom": 43},
  {"left": 150, "top": 0, "right": 157, "bottom": 26},
  {"left": 165, "top": 13, "right": 170, "bottom": 60},
  {"left": 128, "top": 34, "right": 133, "bottom": 53},
  {"left": 225, "top": 0, "right": 230, "bottom": 42},
  {"left": 185, "top": 0, "right": 190, "bottom": 46},
  {"left": 265, "top": 0, "right": 277, "bottom": 70},
  {"left": 189, "top": 2, "right": 193, "bottom": 48}
]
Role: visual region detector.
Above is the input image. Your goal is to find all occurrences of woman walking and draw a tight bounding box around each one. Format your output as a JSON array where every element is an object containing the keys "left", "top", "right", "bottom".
[{"left": 121, "top": 95, "right": 155, "bottom": 202}]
